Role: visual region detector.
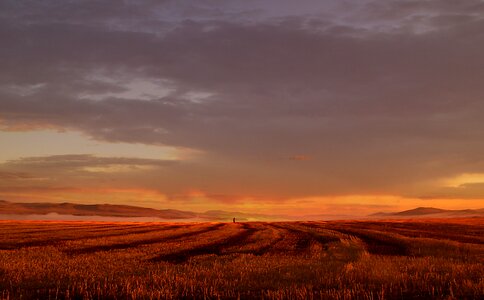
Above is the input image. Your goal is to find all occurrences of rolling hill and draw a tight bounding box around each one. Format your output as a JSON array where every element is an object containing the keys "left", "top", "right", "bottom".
[
  {"left": 0, "top": 200, "right": 289, "bottom": 221},
  {"left": 1, "top": 200, "right": 483, "bottom": 221},
  {"left": 370, "top": 207, "right": 484, "bottom": 218},
  {"left": 0, "top": 200, "right": 198, "bottom": 219}
]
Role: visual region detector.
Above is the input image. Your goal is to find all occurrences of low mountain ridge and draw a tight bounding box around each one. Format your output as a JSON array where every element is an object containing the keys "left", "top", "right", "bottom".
[
  {"left": 0, "top": 200, "right": 289, "bottom": 221},
  {"left": 1, "top": 200, "right": 482, "bottom": 221},
  {"left": 395, "top": 207, "right": 447, "bottom": 216},
  {"left": 0, "top": 200, "right": 197, "bottom": 219},
  {"left": 370, "top": 206, "right": 484, "bottom": 218}
]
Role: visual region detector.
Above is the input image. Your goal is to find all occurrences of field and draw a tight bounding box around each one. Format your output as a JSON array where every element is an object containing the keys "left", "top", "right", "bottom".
[{"left": 0, "top": 218, "right": 483, "bottom": 299}]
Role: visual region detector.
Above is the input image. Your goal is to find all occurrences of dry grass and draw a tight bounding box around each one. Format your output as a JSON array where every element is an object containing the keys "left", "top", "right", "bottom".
[{"left": 0, "top": 218, "right": 482, "bottom": 299}]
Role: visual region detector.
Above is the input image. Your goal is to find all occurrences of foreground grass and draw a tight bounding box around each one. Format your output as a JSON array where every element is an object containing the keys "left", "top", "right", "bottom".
[{"left": 0, "top": 219, "right": 482, "bottom": 299}]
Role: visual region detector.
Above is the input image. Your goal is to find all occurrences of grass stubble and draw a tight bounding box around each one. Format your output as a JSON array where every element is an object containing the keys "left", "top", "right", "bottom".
[{"left": 0, "top": 218, "right": 482, "bottom": 299}]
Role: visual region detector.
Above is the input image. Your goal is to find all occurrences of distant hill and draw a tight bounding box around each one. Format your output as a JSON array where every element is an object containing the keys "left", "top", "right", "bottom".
[
  {"left": 1, "top": 200, "right": 482, "bottom": 221},
  {"left": 0, "top": 200, "right": 289, "bottom": 221},
  {"left": 370, "top": 207, "right": 484, "bottom": 218},
  {"left": 0, "top": 199, "right": 198, "bottom": 219},
  {"left": 395, "top": 207, "right": 447, "bottom": 216}
]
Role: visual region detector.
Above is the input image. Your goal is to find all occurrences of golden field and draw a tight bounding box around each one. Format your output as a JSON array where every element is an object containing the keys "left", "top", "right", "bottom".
[{"left": 0, "top": 218, "right": 483, "bottom": 299}]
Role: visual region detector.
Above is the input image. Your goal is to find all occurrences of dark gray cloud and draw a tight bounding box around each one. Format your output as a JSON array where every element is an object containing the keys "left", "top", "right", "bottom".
[{"left": 1, "top": 0, "right": 484, "bottom": 198}]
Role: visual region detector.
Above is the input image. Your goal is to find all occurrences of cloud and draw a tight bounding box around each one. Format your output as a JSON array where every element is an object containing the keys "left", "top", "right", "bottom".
[
  {"left": 0, "top": 154, "right": 178, "bottom": 206},
  {"left": 0, "top": 1, "right": 484, "bottom": 199},
  {"left": 0, "top": 171, "right": 37, "bottom": 180},
  {"left": 1, "top": 154, "right": 177, "bottom": 171},
  {"left": 288, "top": 155, "right": 311, "bottom": 161},
  {"left": 0, "top": 154, "right": 178, "bottom": 193},
  {"left": 416, "top": 182, "right": 484, "bottom": 200}
]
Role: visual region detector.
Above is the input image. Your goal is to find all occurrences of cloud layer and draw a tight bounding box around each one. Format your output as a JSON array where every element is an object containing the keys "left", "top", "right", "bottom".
[{"left": 1, "top": 0, "right": 484, "bottom": 207}]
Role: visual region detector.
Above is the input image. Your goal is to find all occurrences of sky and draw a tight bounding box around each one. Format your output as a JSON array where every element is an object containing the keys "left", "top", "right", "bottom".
[{"left": 1, "top": 0, "right": 484, "bottom": 216}]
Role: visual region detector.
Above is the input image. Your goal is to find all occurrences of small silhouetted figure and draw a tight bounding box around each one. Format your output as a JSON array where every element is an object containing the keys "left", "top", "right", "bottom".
[{"left": 233, "top": 217, "right": 236, "bottom": 223}]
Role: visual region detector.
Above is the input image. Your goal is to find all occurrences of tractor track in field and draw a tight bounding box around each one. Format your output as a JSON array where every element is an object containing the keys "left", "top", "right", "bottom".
[
  {"left": 330, "top": 227, "right": 409, "bottom": 256},
  {"left": 151, "top": 224, "right": 258, "bottom": 264},
  {"left": 1, "top": 224, "right": 163, "bottom": 237},
  {"left": 0, "top": 224, "right": 119, "bottom": 234},
  {"left": 243, "top": 234, "right": 285, "bottom": 256},
  {"left": 269, "top": 224, "right": 340, "bottom": 254},
  {"left": 385, "top": 229, "right": 484, "bottom": 244},
  {"left": 66, "top": 224, "right": 225, "bottom": 255},
  {"left": 346, "top": 222, "right": 484, "bottom": 244},
  {"left": 0, "top": 225, "right": 183, "bottom": 250}
]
